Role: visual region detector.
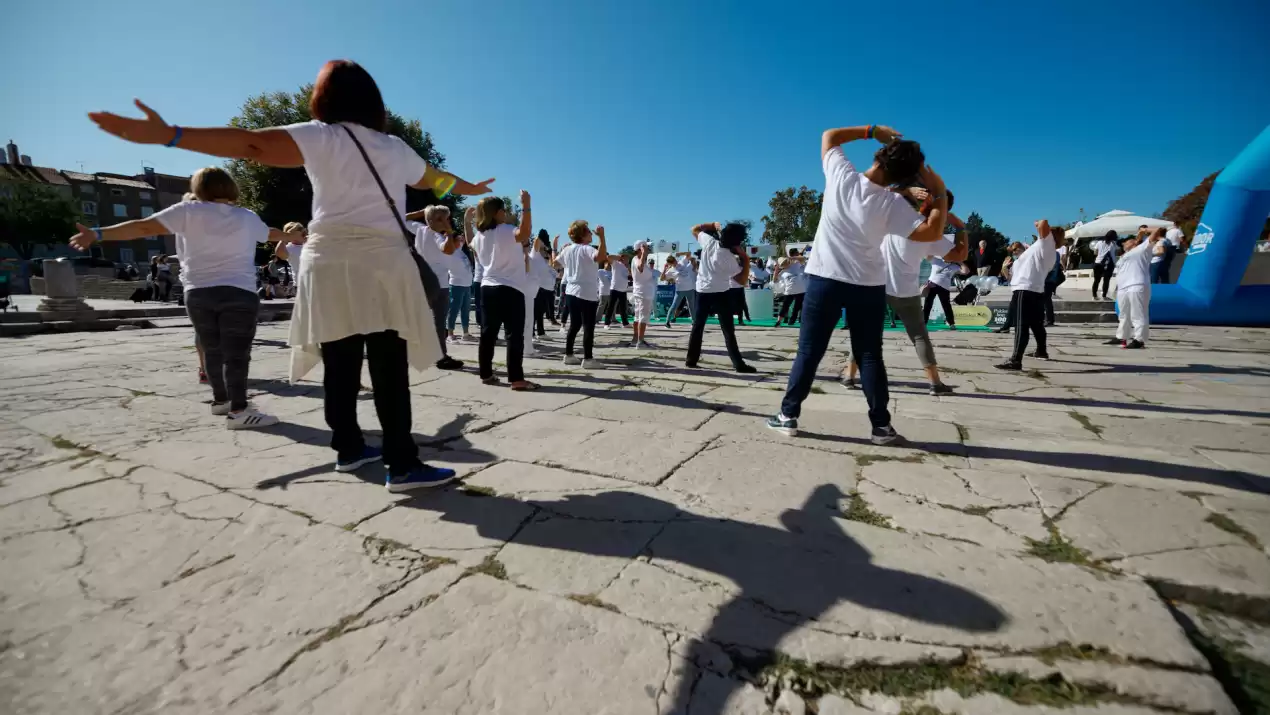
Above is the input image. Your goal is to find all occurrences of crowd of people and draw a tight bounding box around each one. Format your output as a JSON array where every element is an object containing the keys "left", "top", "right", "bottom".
[{"left": 72, "top": 59, "right": 1173, "bottom": 491}]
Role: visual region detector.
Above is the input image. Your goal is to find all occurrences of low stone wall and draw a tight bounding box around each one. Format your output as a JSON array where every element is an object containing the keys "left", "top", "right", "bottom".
[{"left": 29, "top": 275, "right": 147, "bottom": 300}]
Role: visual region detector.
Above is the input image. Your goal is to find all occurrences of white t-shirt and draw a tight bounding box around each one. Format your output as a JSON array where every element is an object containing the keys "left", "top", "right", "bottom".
[
  {"left": 778, "top": 262, "right": 807, "bottom": 295},
  {"left": 448, "top": 249, "right": 473, "bottom": 288},
  {"left": 473, "top": 256, "right": 485, "bottom": 284},
  {"left": 559, "top": 243, "right": 600, "bottom": 302},
  {"left": 927, "top": 252, "right": 960, "bottom": 291},
  {"left": 765, "top": 257, "right": 778, "bottom": 273},
  {"left": 750, "top": 266, "right": 770, "bottom": 284},
  {"left": 631, "top": 258, "right": 657, "bottom": 297},
  {"left": 1010, "top": 235, "right": 1057, "bottom": 293},
  {"left": 882, "top": 234, "right": 954, "bottom": 298},
  {"left": 610, "top": 261, "right": 630, "bottom": 292},
  {"left": 695, "top": 233, "right": 737, "bottom": 294},
  {"left": 806, "top": 147, "right": 925, "bottom": 286},
  {"left": 1094, "top": 240, "right": 1117, "bottom": 265},
  {"left": 473, "top": 224, "right": 526, "bottom": 289},
  {"left": 531, "top": 250, "right": 557, "bottom": 291},
  {"left": 1116, "top": 240, "right": 1154, "bottom": 292},
  {"left": 408, "top": 221, "right": 451, "bottom": 289},
  {"left": 669, "top": 262, "right": 696, "bottom": 291},
  {"left": 154, "top": 200, "right": 267, "bottom": 295},
  {"left": 597, "top": 268, "right": 612, "bottom": 296},
  {"left": 283, "top": 121, "right": 429, "bottom": 236}
]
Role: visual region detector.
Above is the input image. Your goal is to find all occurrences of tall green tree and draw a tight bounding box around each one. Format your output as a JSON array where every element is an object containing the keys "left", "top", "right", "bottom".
[
  {"left": 225, "top": 86, "right": 463, "bottom": 230},
  {"left": 495, "top": 196, "right": 523, "bottom": 227},
  {"left": 0, "top": 184, "right": 81, "bottom": 259},
  {"left": 761, "top": 186, "right": 821, "bottom": 248},
  {"left": 962, "top": 212, "right": 1009, "bottom": 269}
]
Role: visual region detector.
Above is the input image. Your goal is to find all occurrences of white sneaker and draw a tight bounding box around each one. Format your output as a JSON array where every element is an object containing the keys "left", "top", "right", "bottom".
[
  {"left": 558, "top": 326, "right": 568, "bottom": 335},
  {"left": 582, "top": 358, "right": 604, "bottom": 369},
  {"left": 210, "top": 401, "right": 232, "bottom": 416},
  {"left": 603, "top": 324, "right": 612, "bottom": 331},
  {"left": 226, "top": 407, "right": 278, "bottom": 430},
  {"left": 563, "top": 355, "right": 582, "bottom": 365},
  {"left": 525, "top": 349, "right": 540, "bottom": 358}
]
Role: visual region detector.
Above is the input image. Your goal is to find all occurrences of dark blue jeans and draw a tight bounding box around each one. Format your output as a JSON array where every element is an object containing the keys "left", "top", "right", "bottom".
[{"left": 781, "top": 275, "right": 891, "bottom": 429}]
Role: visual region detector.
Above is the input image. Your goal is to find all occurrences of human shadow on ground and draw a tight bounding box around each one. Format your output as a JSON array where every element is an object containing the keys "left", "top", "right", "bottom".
[
  {"left": 1079, "top": 363, "right": 1270, "bottom": 378},
  {"left": 796, "top": 431, "right": 1269, "bottom": 495},
  {"left": 395, "top": 483, "right": 1006, "bottom": 714},
  {"left": 943, "top": 389, "right": 1270, "bottom": 421}
]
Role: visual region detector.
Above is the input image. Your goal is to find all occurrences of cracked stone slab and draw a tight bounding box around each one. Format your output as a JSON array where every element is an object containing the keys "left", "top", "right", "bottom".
[
  {"left": 0, "top": 496, "right": 66, "bottom": 539},
  {"left": 414, "top": 372, "right": 593, "bottom": 411},
  {"left": 1025, "top": 473, "right": 1103, "bottom": 517},
  {"left": 501, "top": 514, "right": 667, "bottom": 595},
  {"left": 236, "top": 575, "right": 674, "bottom": 715},
  {"left": 1119, "top": 544, "right": 1270, "bottom": 620},
  {"left": 558, "top": 391, "right": 721, "bottom": 430},
  {"left": 460, "top": 411, "right": 609, "bottom": 464},
  {"left": 912, "top": 688, "right": 1167, "bottom": 715},
  {"left": 980, "top": 656, "right": 1236, "bottom": 715},
  {"left": 462, "top": 462, "right": 685, "bottom": 520},
  {"left": 354, "top": 488, "right": 536, "bottom": 566},
  {"left": 855, "top": 482, "right": 1027, "bottom": 551},
  {"left": 859, "top": 462, "right": 1034, "bottom": 510},
  {"left": 609, "top": 518, "right": 1206, "bottom": 667},
  {"left": 536, "top": 422, "right": 714, "bottom": 486},
  {"left": 1087, "top": 413, "right": 1270, "bottom": 453},
  {"left": 0, "top": 456, "right": 121, "bottom": 508},
  {"left": 697, "top": 408, "right": 964, "bottom": 462},
  {"left": 1059, "top": 485, "right": 1242, "bottom": 560}
]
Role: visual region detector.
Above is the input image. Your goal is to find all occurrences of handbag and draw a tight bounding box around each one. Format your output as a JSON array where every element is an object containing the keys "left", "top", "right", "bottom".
[{"left": 339, "top": 124, "right": 444, "bottom": 307}]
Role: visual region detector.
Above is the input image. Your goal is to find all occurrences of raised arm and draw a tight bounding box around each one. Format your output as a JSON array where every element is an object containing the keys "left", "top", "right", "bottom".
[
  {"left": 691, "top": 221, "right": 720, "bottom": 238},
  {"left": 732, "top": 250, "right": 751, "bottom": 285},
  {"left": 67, "top": 218, "right": 168, "bottom": 251},
  {"left": 463, "top": 206, "right": 476, "bottom": 242},
  {"left": 412, "top": 165, "right": 494, "bottom": 197},
  {"left": 1035, "top": 219, "right": 1052, "bottom": 240},
  {"left": 821, "top": 125, "right": 901, "bottom": 158},
  {"left": 907, "top": 166, "right": 950, "bottom": 243},
  {"left": 513, "top": 191, "right": 532, "bottom": 244},
  {"left": 89, "top": 100, "right": 303, "bottom": 167},
  {"left": 942, "top": 233, "right": 970, "bottom": 262},
  {"left": 594, "top": 226, "right": 609, "bottom": 264}
]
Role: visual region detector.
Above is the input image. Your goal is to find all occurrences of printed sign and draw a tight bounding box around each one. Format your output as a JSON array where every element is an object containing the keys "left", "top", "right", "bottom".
[
  {"left": 1188, "top": 222, "right": 1214, "bottom": 256},
  {"left": 950, "top": 305, "right": 994, "bottom": 327}
]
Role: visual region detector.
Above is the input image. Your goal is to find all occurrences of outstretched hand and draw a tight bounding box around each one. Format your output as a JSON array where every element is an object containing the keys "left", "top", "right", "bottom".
[
  {"left": 88, "top": 99, "right": 174, "bottom": 145},
  {"left": 872, "top": 125, "right": 902, "bottom": 144},
  {"left": 68, "top": 223, "right": 96, "bottom": 251},
  {"left": 470, "top": 178, "right": 495, "bottom": 195}
]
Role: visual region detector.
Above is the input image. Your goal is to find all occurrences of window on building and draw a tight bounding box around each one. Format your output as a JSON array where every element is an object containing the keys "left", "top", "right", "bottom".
[
  {"left": 110, "top": 188, "right": 124, "bottom": 197},
  {"left": 139, "top": 191, "right": 152, "bottom": 201},
  {"left": 113, "top": 204, "right": 127, "bottom": 217},
  {"left": 140, "top": 206, "right": 154, "bottom": 218},
  {"left": 79, "top": 184, "right": 95, "bottom": 196},
  {"left": 82, "top": 200, "right": 97, "bottom": 215},
  {"left": 119, "top": 248, "right": 135, "bottom": 264}
]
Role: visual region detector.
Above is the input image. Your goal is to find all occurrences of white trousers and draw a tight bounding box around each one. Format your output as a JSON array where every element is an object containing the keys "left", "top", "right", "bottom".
[
  {"left": 522, "top": 289, "right": 535, "bottom": 355},
  {"left": 1116, "top": 287, "right": 1149, "bottom": 342}
]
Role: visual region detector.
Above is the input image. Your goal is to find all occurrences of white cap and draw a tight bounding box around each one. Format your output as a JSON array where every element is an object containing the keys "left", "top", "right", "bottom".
[{"left": 634, "top": 239, "right": 650, "bottom": 251}]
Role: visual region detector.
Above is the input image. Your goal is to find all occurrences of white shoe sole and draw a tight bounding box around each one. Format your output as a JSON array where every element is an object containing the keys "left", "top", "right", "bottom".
[
  {"left": 871, "top": 434, "right": 903, "bottom": 446},
  {"left": 386, "top": 474, "right": 456, "bottom": 492},
  {"left": 336, "top": 454, "right": 383, "bottom": 473},
  {"left": 210, "top": 402, "right": 232, "bottom": 416},
  {"left": 226, "top": 415, "right": 279, "bottom": 430},
  {"left": 766, "top": 423, "right": 797, "bottom": 437}
]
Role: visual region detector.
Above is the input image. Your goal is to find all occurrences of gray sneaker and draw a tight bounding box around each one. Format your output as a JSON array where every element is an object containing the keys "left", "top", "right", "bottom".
[
  {"left": 870, "top": 425, "right": 904, "bottom": 446},
  {"left": 582, "top": 358, "right": 604, "bottom": 369},
  {"left": 563, "top": 355, "right": 582, "bottom": 366},
  {"left": 637, "top": 340, "right": 656, "bottom": 349}
]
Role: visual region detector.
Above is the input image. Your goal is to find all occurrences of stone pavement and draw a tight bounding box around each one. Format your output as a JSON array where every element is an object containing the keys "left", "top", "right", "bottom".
[{"left": 1, "top": 318, "right": 1268, "bottom": 714}]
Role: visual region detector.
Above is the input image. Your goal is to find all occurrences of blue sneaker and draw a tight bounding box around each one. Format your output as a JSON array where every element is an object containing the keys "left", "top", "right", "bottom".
[
  {"left": 385, "top": 465, "right": 457, "bottom": 493},
  {"left": 335, "top": 446, "right": 383, "bottom": 473},
  {"left": 766, "top": 414, "right": 798, "bottom": 437}
]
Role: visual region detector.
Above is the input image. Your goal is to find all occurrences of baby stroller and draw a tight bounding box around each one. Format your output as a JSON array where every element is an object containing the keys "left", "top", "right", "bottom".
[{"left": 959, "top": 275, "right": 999, "bottom": 306}]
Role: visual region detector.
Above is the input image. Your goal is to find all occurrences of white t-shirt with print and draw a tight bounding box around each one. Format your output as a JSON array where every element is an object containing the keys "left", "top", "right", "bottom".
[
  {"left": 597, "top": 268, "right": 612, "bottom": 296},
  {"left": 283, "top": 121, "right": 429, "bottom": 236},
  {"left": 1010, "top": 235, "right": 1057, "bottom": 293},
  {"left": 474, "top": 224, "right": 527, "bottom": 289},
  {"left": 695, "top": 233, "right": 737, "bottom": 294},
  {"left": 631, "top": 258, "right": 658, "bottom": 297},
  {"left": 778, "top": 262, "right": 807, "bottom": 296},
  {"left": 882, "top": 234, "right": 954, "bottom": 299},
  {"left": 806, "top": 147, "right": 925, "bottom": 286},
  {"left": 448, "top": 249, "right": 473, "bottom": 288},
  {"left": 155, "top": 200, "right": 267, "bottom": 295},
  {"left": 408, "top": 221, "right": 452, "bottom": 290},
  {"left": 559, "top": 243, "right": 600, "bottom": 302},
  {"left": 609, "top": 261, "right": 630, "bottom": 292},
  {"left": 1116, "top": 240, "right": 1155, "bottom": 292},
  {"left": 669, "top": 262, "right": 696, "bottom": 292},
  {"left": 750, "top": 266, "right": 770, "bottom": 283},
  {"left": 927, "top": 252, "right": 961, "bottom": 291}
]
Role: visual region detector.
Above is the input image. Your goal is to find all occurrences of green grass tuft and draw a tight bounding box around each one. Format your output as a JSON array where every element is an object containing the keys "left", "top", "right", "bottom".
[
  {"left": 1067, "top": 412, "right": 1103, "bottom": 438},
  {"left": 567, "top": 593, "right": 621, "bottom": 613},
  {"left": 1205, "top": 512, "right": 1264, "bottom": 549},
  {"left": 856, "top": 453, "right": 925, "bottom": 467},
  {"left": 841, "top": 491, "right": 895, "bottom": 529},
  {"left": 465, "top": 554, "right": 507, "bottom": 580},
  {"left": 1026, "top": 522, "right": 1092, "bottom": 565},
  {"left": 461, "top": 484, "right": 497, "bottom": 497}
]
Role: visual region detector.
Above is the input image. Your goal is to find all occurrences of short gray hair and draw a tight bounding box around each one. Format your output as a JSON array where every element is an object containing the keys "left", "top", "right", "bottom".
[{"left": 424, "top": 204, "right": 451, "bottom": 222}]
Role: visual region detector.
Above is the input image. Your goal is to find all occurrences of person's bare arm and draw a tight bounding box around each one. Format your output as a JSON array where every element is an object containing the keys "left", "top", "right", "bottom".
[
  {"left": 440, "top": 232, "right": 460, "bottom": 255},
  {"left": 947, "top": 212, "right": 966, "bottom": 230},
  {"left": 821, "top": 125, "right": 901, "bottom": 158},
  {"left": 943, "top": 234, "right": 970, "bottom": 262},
  {"left": 1035, "top": 219, "right": 1052, "bottom": 240},
  {"left": 731, "top": 250, "right": 751, "bottom": 285},
  {"left": 513, "top": 191, "right": 532, "bottom": 244},
  {"left": 88, "top": 100, "right": 303, "bottom": 166},
  {"left": 68, "top": 218, "right": 167, "bottom": 250},
  {"left": 411, "top": 165, "right": 494, "bottom": 196},
  {"left": 463, "top": 206, "right": 476, "bottom": 243},
  {"left": 907, "top": 166, "right": 949, "bottom": 243},
  {"left": 594, "top": 226, "right": 609, "bottom": 264},
  {"left": 691, "top": 221, "right": 720, "bottom": 238}
]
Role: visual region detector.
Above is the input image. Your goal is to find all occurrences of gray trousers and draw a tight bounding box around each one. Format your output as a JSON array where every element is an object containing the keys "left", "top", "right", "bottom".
[
  {"left": 887, "top": 294, "right": 936, "bottom": 368},
  {"left": 186, "top": 286, "right": 260, "bottom": 410}
]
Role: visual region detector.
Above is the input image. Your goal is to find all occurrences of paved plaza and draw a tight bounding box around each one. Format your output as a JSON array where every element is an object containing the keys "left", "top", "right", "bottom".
[{"left": 1, "top": 318, "right": 1268, "bottom": 714}]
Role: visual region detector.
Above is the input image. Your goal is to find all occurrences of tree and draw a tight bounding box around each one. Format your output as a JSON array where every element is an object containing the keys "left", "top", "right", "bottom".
[
  {"left": 0, "top": 184, "right": 81, "bottom": 260},
  {"left": 1163, "top": 171, "right": 1270, "bottom": 243},
  {"left": 761, "top": 186, "right": 821, "bottom": 248},
  {"left": 962, "top": 212, "right": 1009, "bottom": 270},
  {"left": 225, "top": 86, "right": 463, "bottom": 230},
  {"left": 495, "top": 196, "right": 523, "bottom": 227}
]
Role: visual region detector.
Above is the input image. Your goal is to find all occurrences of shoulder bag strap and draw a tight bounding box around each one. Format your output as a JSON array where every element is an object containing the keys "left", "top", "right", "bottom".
[{"left": 339, "top": 124, "right": 413, "bottom": 244}]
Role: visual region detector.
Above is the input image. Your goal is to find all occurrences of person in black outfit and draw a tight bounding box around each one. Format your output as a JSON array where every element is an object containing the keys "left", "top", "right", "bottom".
[{"left": 1091, "top": 230, "right": 1118, "bottom": 300}]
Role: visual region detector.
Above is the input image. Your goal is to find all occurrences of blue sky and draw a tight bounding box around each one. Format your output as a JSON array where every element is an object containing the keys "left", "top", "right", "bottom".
[{"left": 3, "top": 0, "right": 1268, "bottom": 247}]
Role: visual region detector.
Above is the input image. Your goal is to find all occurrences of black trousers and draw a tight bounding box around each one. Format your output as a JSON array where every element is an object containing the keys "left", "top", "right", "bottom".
[
  {"left": 479, "top": 284, "right": 525, "bottom": 382},
  {"left": 565, "top": 297, "right": 598, "bottom": 359},
  {"left": 320, "top": 330, "right": 420, "bottom": 476},
  {"left": 729, "top": 287, "right": 750, "bottom": 322},
  {"left": 1043, "top": 282, "right": 1057, "bottom": 324},
  {"left": 777, "top": 293, "right": 804, "bottom": 324},
  {"left": 473, "top": 281, "right": 484, "bottom": 328},
  {"left": 686, "top": 291, "right": 746, "bottom": 369},
  {"left": 534, "top": 288, "right": 554, "bottom": 336},
  {"left": 431, "top": 289, "right": 450, "bottom": 356},
  {"left": 923, "top": 284, "right": 954, "bottom": 325},
  {"left": 1010, "top": 290, "right": 1047, "bottom": 362},
  {"left": 1092, "top": 262, "right": 1112, "bottom": 298},
  {"left": 604, "top": 291, "right": 629, "bottom": 326},
  {"left": 186, "top": 286, "right": 259, "bottom": 411}
]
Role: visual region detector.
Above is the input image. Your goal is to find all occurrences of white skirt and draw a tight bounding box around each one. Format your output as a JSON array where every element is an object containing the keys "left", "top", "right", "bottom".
[{"left": 288, "top": 224, "right": 441, "bottom": 383}]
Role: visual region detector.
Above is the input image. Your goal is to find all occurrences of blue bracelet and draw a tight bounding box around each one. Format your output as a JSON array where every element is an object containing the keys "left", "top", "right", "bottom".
[
  {"left": 93, "top": 228, "right": 103, "bottom": 242},
  {"left": 165, "top": 126, "right": 183, "bottom": 147}
]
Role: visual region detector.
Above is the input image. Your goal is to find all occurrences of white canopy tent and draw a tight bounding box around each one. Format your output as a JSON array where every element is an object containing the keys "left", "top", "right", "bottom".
[{"left": 1066, "top": 210, "right": 1174, "bottom": 239}]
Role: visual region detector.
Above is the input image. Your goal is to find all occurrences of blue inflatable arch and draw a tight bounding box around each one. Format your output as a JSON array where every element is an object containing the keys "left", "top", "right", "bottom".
[{"left": 1151, "top": 124, "right": 1270, "bottom": 326}]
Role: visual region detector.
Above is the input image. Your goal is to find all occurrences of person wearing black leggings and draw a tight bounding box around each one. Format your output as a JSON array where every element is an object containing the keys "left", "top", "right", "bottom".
[
  {"left": 552, "top": 222, "right": 608, "bottom": 366},
  {"left": 1091, "top": 230, "right": 1118, "bottom": 300},
  {"left": 685, "top": 222, "right": 756, "bottom": 373},
  {"left": 922, "top": 255, "right": 959, "bottom": 329},
  {"left": 996, "top": 223, "right": 1061, "bottom": 370},
  {"left": 603, "top": 255, "right": 630, "bottom": 327}
]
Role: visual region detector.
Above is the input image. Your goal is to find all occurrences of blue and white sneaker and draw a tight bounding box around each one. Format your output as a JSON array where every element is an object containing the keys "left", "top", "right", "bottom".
[
  {"left": 335, "top": 446, "right": 383, "bottom": 473},
  {"left": 386, "top": 465, "right": 458, "bottom": 493},
  {"left": 766, "top": 414, "right": 798, "bottom": 437}
]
